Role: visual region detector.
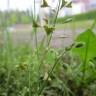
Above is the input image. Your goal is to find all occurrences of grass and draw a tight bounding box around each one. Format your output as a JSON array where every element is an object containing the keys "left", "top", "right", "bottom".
[
  {"left": 56, "top": 9, "right": 96, "bottom": 30},
  {"left": 0, "top": 38, "right": 96, "bottom": 95},
  {"left": 56, "top": 10, "right": 96, "bottom": 24},
  {"left": 56, "top": 20, "right": 94, "bottom": 30},
  {"left": 0, "top": 0, "right": 96, "bottom": 96}
]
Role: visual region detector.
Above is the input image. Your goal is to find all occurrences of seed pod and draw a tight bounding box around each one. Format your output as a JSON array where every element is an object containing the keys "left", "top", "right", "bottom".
[
  {"left": 66, "top": 2, "right": 72, "bottom": 8},
  {"left": 41, "top": 0, "right": 49, "bottom": 8},
  {"left": 19, "top": 63, "right": 28, "bottom": 70},
  {"left": 44, "top": 25, "right": 55, "bottom": 35},
  {"left": 32, "top": 20, "right": 40, "bottom": 28},
  {"left": 60, "top": 0, "right": 67, "bottom": 9}
]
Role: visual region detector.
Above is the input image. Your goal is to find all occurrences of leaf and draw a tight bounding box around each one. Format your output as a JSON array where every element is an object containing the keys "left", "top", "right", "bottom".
[
  {"left": 66, "top": 1, "right": 72, "bottom": 8},
  {"left": 63, "top": 18, "right": 72, "bottom": 23},
  {"left": 72, "top": 29, "right": 96, "bottom": 62},
  {"left": 44, "top": 25, "right": 55, "bottom": 35},
  {"left": 41, "top": 0, "right": 49, "bottom": 8}
]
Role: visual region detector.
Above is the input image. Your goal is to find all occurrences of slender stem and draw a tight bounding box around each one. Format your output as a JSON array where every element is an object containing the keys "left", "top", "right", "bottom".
[
  {"left": 33, "top": 0, "right": 39, "bottom": 64},
  {"left": 39, "top": 0, "right": 61, "bottom": 65},
  {"left": 29, "top": 0, "right": 40, "bottom": 95},
  {"left": 37, "top": 1, "right": 62, "bottom": 95},
  {"left": 5, "top": 0, "right": 14, "bottom": 95},
  {"left": 33, "top": 0, "right": 41, "bottom": 92},
  {"left": 45, "top": 0, "right": 61, "bottom": 51},
  {"left": 34, "top": 0, "right": 36, "bottom": 20},
  {"left": 82, "top": 31, "right": 90, "bottom": 81},
  {"left": 38, "top": 49, "right": 67, "bottom": 95},
  {"left": 53, "top": 0, "right": 61, "bottom": 27},
  {"left": 37, "top": 0, "right": 61, "bottom": 84},
  {"left": 34, "top": 27, "right": 41, "bottom": 90},
  {"left": 28, "top": 8, "right": 34, "bottom": 96}
]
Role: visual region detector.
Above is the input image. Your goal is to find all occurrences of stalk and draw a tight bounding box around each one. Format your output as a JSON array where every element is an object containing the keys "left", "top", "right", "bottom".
[
  {"left": 37, "top": 0, "right": 62, "bottom": 95},
  {"left": 38, "top": 49, "right": 68, "bottom": 95},
  {"left": 38, "top": 0, "right": 61, "bottom": 68},
  {"left": 28, "top": 0, "right": 40, "bottom": 95},
  {"left": 82, "top": 33, "right": 90, "bottom": 82},
  {"left": 5, "top": 0, "right": 14, "bottom": 95}
]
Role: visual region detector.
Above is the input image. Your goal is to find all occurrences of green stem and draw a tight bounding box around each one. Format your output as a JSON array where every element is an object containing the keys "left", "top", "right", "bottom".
[
  {"left": 39, "top": 0, "right": 61, "bottom": 66},
  {"left": 38, "top": 49, "right": 66, "bottom": 95},
  {"left": 5, "top": 0, "right": 15, "bottom": 95},
  {"left": 37, "top": 0, "right": 62, "bottom": 95},
  {"left": 53, "top": 0, "right": 61, "bottom": 27},
  {"left": 82, "top": 31, "right": 90, "bottom": 81}
]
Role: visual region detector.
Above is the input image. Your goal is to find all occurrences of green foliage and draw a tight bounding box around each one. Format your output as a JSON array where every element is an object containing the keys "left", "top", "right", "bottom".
[
  {"left": 0, "top": 10, "right": 31, "bottom": 26},
  {"left": 72, "top": 29, "right": 96, "bottom": 62},
  {"left": 73, "top": 10, "right": 96, "bottom": 21},
  {"left": 0, "top": 0, "right": 96, "bottom": 96}
]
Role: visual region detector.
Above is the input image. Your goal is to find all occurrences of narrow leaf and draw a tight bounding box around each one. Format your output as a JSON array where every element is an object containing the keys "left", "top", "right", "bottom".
[{"left": 64, "top": 18, "right": 72, "bottom": 23}]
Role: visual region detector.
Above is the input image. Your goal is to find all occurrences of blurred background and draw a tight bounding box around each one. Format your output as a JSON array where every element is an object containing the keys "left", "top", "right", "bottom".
[{"left": 0, "top": 0, "right": 96, "bottom": 47}]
